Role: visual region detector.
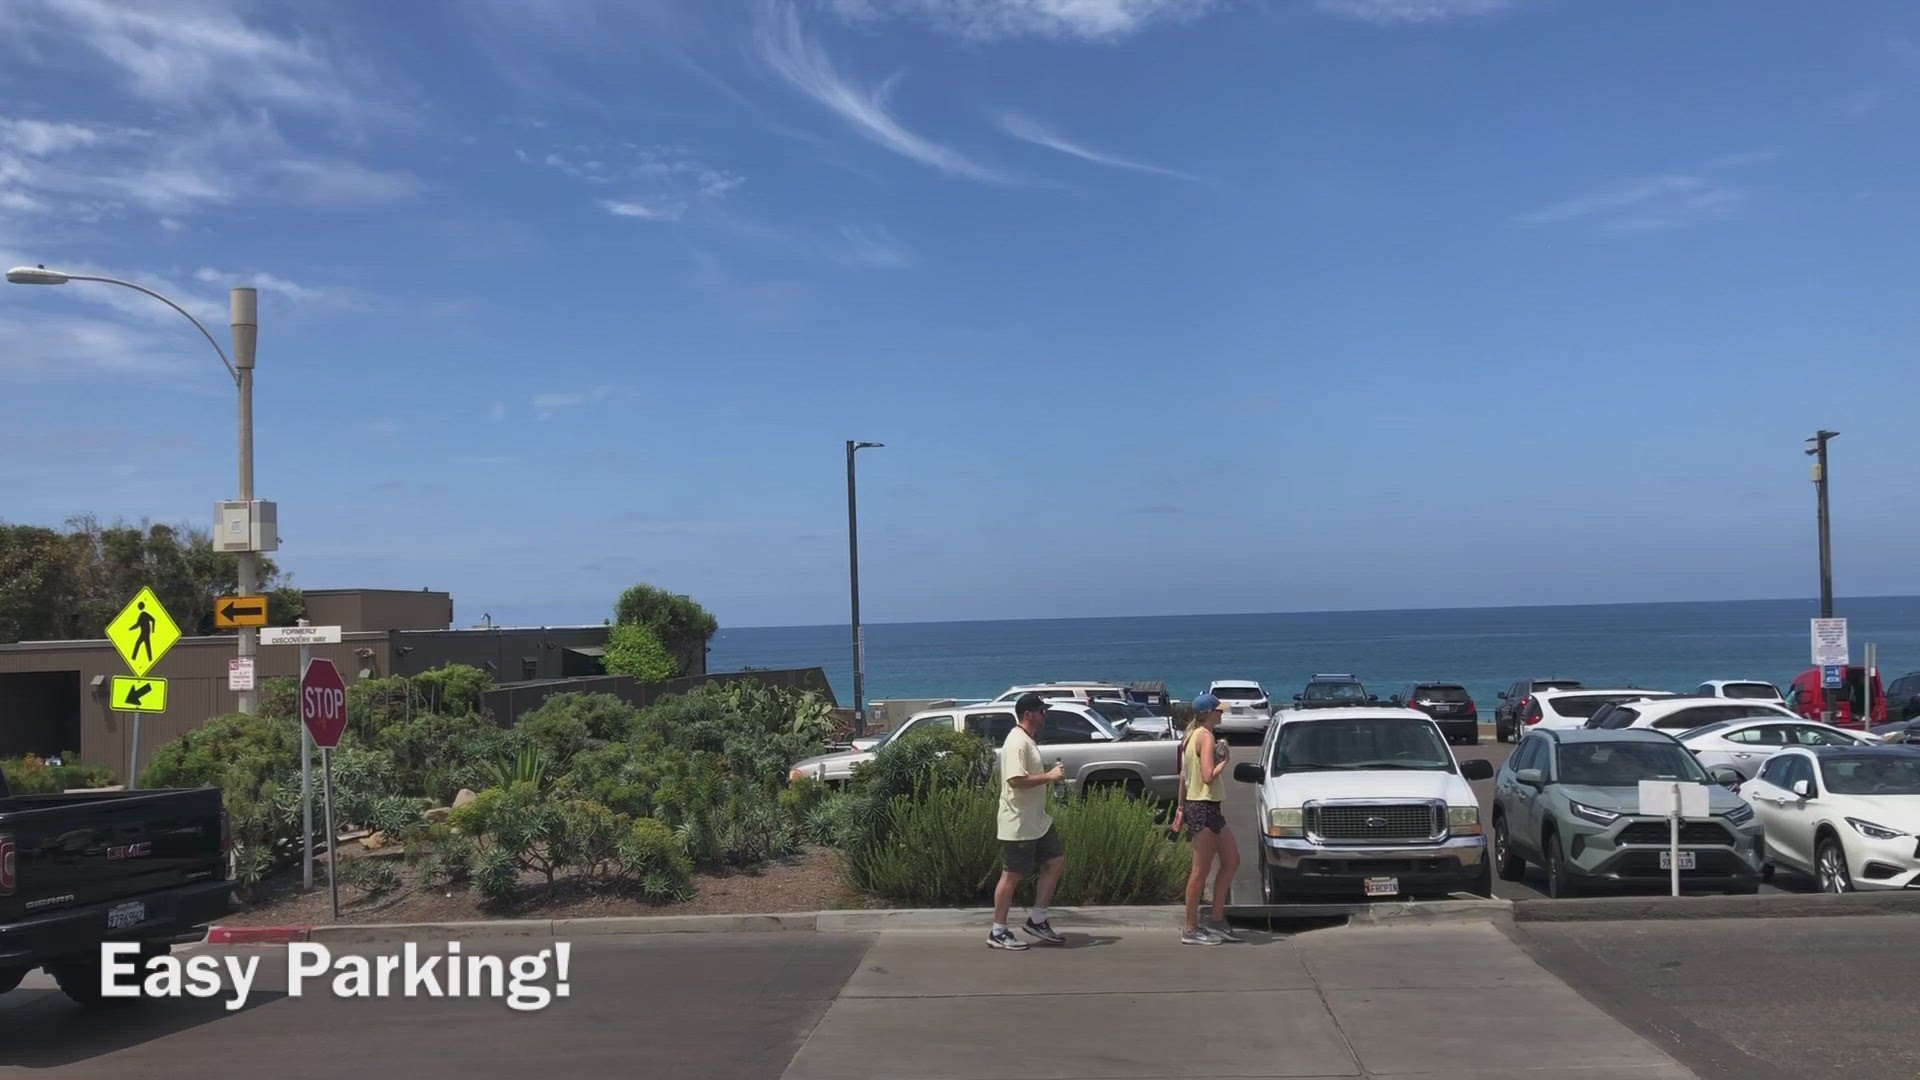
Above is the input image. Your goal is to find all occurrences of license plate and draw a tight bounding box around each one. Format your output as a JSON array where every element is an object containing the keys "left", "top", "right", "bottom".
[
  {"left": 1364, "top": 876, "right": 1400, "bottom": 897},
  {"left": 1659, "top": 851, "right": 1696, "bottom": 871},
  {"left": 1231, "top": 705, "right": 1247, "bottom": 713},
  {"left": 107, "top": 900, "right": 146, "bottom": 929}
]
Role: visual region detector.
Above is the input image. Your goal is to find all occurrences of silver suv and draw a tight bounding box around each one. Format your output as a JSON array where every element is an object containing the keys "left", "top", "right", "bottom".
[{"left": 1491, "top": 728, "right": 1763, "bottom": 898}]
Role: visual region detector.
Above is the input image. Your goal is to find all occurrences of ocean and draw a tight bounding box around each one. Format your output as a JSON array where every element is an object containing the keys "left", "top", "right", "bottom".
[{"left": 708, "top": 597, "right": 1920, "bottom": 711}]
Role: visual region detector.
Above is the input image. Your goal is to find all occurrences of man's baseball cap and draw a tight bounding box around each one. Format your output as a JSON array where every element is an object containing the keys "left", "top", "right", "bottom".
[
  {"left": 1015, "top": 693, "right": 1047, "bottom": 715},
  {"left": 1192, "top": 692, "right": 1222, "bottom": 713}
]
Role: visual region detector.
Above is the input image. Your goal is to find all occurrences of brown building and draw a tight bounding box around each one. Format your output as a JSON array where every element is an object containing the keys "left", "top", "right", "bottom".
[{"left": 0, "top": 589, "right": 644, "bottom": 781}]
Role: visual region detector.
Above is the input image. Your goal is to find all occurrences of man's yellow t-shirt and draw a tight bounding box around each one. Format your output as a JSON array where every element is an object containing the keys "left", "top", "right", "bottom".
[{"left": 997, "top": 724, "right": 1052, "bottom": 841}]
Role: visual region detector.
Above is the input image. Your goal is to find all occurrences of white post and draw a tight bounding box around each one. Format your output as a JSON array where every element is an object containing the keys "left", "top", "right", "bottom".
[
  {"left": 1669, "top": 781, "right": 1681, "bottom": 898},
  {"left": 324, "top": 746, "right": 339, "bottom": 919},
  {"left": 126, "top": 712, "right": 140, "bottom": 790},
  {"left": 1865, "top": 643, "right": 1877, "bottom": 731},
  {"left": 231, "top": 288, "right": 259, "bottom": 714},
  {"left": 300, "top": 627, "right": 314, "bottom": 892}
]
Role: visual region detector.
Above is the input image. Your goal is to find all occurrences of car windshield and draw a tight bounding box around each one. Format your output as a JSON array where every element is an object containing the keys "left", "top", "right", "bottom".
[
  {"left": 1270, "top": 717, "right": 1453, "bottom": 772},
  {"left": 1414, "top": 686, "right": 1471, "bottom": 702},
  {"left": 1533, "top": 680, "right": 1583, "bottom": 691},
  {"left": 1819, "top": 755, "right": 1920, "bottom": 795},
  {"left": 1212, "top": 686, "right": 1264, "bottom": 700},
  {"left": 1547, "top": 693, "right": 1652, "bottom": 719},
  {"left": 1304, "top": 681, "right": 1367, "bottom": 702},
  {"left": 1556, "top": 741, "right": 1709, "bottom": 785},
  {"left": 1723, "top": 682, "right": 1781, "bottom": 699}
]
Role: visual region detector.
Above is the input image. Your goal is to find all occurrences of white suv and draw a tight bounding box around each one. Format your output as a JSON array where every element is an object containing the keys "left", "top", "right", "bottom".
[
  {"left": 1586, "top": 696, "right": 1796, "bottom": 732},
  {"left": 1209, "top": 679, "right": 1273, "bottom": 737},
  {"left": 1696, "top": 680, "right": 1787, "bottom": 707},
  {"left": 1521, "top": 688, "right": 1678, "bottom": 732},
  {"left": 989, "top": 682, "right": 1129, "bottom": 705},
  {"left": 1235, "top": 707, "right": 1496, "bottom": 902}
]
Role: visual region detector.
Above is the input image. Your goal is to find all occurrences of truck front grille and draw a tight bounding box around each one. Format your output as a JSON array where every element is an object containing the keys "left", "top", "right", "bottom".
[{"left": 1309, "top": 803, "right": 1439, "bottom": 843}]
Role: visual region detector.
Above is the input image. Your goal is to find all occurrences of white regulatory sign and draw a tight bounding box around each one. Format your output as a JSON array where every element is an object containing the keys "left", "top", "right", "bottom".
[
  {"left": 260, "top": 625, "right": 343, "bottom": 646},
  {"left": 227, "top": 657, "right": 255, "bottom": 691},
  {"left": 1639, "top": 780, "right": 1710, "bottom": 818},
  {"left": 1811, "top": 618, "right": 1849, "bottom": 667}
]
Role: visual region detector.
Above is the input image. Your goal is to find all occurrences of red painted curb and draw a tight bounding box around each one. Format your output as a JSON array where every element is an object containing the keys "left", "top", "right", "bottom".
[{"left": 206, "top": 925, "right": 312, "bottom": 945}]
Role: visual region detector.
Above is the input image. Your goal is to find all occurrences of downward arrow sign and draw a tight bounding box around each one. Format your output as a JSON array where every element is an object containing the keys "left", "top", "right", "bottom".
[{"left": 124, "top": 683, "right": 152, "bottom": 707}]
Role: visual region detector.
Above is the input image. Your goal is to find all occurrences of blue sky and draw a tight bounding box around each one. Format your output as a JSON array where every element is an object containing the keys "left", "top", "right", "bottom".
[{"left": 2, "top": 0, "right": 1917, "bottom": 629}]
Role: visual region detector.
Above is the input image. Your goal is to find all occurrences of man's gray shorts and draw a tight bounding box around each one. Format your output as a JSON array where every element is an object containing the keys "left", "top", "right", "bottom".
[{"left": 1000, "top": 825, "right": 1063, "bottom": 874}]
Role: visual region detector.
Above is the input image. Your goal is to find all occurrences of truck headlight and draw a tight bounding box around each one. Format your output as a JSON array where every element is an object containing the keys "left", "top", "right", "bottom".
[
  {"left": 1448, "top": 805, "right": 1481, "bottom": 836},
  {"left": 1569, "top": 801, "right": 1620, "bottom": 826},
  {"left": 1266, "top": 807, "right": 1304, "bottom": 838}
]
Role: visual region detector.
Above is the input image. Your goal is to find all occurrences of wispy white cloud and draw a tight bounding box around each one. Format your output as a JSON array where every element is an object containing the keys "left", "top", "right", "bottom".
[
  {"left": 998, "top": 113, "right": 1196, "bottom": 181},
  {"left": 601, "top": 198, "right": 686, "bottom": 222},
  {"left": 528, "top": 142, "right": 743, "bottom": 223},
  {"left": 755, "top": 1, "right": 1008, "bottom": 183},
  {"left": 532, "top": 385, "right": 614, "bottom": 419},
  {"left": 0, "top": 314, "right": 198, "bottom": 378},
  {"left": 193, "top": 267, "right": 342, "bottom": 304},
  {"left": 1314, "top": 0, "right": 1517, "bottom": 23},
  {"left": 1516, "top": 175, "right": 1739, "bottom": 233},
  {"left": 825, "top": 0, "right": 1221, "bottom": 41},
  {"left": 831, "top": 224, "right": 913, "bottom": 268}
]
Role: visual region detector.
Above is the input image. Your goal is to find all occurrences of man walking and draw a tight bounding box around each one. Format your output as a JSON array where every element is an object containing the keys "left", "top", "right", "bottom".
[{"left": 989, "top": 693, "right": 1067, "bottom": 950}]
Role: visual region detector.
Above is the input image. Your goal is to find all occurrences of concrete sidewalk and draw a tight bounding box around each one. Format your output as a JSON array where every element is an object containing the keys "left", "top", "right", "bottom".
[{"left": 781, "top": 921, "right": 1695, "bottom": 1079}]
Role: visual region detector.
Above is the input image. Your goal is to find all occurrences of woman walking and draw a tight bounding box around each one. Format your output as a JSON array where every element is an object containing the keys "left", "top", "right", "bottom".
[{"left": 1180, "top": 692, "right": 1242, "bottom": 944}]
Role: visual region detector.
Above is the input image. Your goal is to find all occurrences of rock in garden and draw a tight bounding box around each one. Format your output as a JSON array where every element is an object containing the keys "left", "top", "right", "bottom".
[
  {"left": 361, "top": 831, "right": 388, "bottom": 851},
  {"left": 424, "top": 806, "right": 452, "bottom": 824},
  {"left": 453, "top": 788, "right": 478, "bottom": 809}
]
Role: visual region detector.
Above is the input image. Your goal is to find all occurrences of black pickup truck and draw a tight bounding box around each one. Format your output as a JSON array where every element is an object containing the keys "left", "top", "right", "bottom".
[{"left": 0, "top": 764, "right": 232, "bottom": 1004}]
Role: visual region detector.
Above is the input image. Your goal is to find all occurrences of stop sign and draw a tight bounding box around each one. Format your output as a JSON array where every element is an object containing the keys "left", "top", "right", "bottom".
[{"left": 300, "top": 658, "right": 348, "bottom": 749}]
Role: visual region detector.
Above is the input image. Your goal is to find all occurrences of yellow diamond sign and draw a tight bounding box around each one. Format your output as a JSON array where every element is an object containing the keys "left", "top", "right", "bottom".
[{"left": 107, "top": 586, "right": 181, "bottom": 678}]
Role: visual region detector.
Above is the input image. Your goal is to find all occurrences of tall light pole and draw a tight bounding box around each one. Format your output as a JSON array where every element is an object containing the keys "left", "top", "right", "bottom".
[
  {"left": 1804, "top": 430, "right": 1838, "bottom": 620},
  {"left": 9, "top": 265, "right": 264, "bottom": 714},
  {"left": 846, "top": 440, "right": 883, "bottom": 738}
]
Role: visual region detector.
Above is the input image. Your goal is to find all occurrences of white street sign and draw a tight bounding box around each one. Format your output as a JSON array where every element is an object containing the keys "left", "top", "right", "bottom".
[
  {"left": 260, "top": 625, "right": 342, "bottom": 646},
  {"left": 1811, "top": 618, "right": 1849, "bottom": 667},
  {"left": 228, "top": 657, "right": 255, "bottom": 691},
  {"left": 1639, "top": 780, "right": 1710, "bottom": 818}
]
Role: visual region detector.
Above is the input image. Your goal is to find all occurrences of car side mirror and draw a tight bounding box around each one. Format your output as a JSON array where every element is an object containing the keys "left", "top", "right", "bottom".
[
  {"left": 1497, "top": 691, "right": 1509, "bottom": 700},
  {"left": 1233, "top": 762, "right": 1265, "bottom": 784},
  {"left": 1368, "top": 694, "right": 1379, "bottom": 701},
  {"left": 1460, "top": 759, "right": 1495, "bottom": 782},
  {"left": 1293, "top": 694, "right": 1303, "bottom": 702},
  {"left": 1792, "top": 779, "right": 1812, "bottom": 799},
  {"left": 1707, "top": 765, "right": 1743, "bottom": 790},
  {"left": 1515, "top": 768, "right": 1544, "bottom": 788}
]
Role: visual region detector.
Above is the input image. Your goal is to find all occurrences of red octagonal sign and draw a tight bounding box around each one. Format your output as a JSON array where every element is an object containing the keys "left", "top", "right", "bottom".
[{"left": 300, "top": 658, "right": 348, "bottom": 749}]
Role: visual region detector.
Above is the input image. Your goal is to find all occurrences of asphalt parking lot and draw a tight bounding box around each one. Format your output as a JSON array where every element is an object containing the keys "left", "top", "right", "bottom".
[{"left": 1222, "top": 727, "right": 1811, "bottom": 907}]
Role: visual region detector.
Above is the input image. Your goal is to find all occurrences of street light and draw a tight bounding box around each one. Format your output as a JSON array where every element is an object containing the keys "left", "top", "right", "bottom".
[
  {"left": 846, "top": 440, "right": 883, "bottom": 738},
  {"left": 1804, "top": 430, "right": 1839, "bottom": 620},
  {"left": 8, "top": 265, "right": 264, "bottom": 714}
]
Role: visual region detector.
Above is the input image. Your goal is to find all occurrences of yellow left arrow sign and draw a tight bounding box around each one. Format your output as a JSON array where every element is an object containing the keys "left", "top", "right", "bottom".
[{"left": 111, "top": 676, "right": 168, "bottom": 713}]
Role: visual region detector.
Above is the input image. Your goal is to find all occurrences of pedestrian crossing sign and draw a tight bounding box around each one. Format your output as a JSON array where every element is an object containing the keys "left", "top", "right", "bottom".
[
  {"left": 111, "top": 676, "right": 168, "bottom": 713},
  {"left": 107, "top": 586, "right": 181, "bottom": 678}
]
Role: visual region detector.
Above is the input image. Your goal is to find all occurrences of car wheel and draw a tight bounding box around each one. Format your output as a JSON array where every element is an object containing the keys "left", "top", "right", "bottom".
[
  {"left": 1545, "top": 832, "right": 1579, "bottom": 899},
  {"left": 1493, "top": 814, "right": 1526, "bottom": 881},
  {"left": 1496, "top": 722, "right": 1510, "bottom": 744},
  {"left": 1760, "top": 861, "right": 1775, "bottom": 883},
  {"left": 1469, "top": 857, "right": 1495, "bottom": 898},
  {"left": 1817, "top": 834, "right": 1854, "bottom": 894},
  {"left": 1262, "top": 867, "right": 1289, "bottom": 905},
  {"left": 51, "top": 941, "right": 169, "bottom": 1007}
]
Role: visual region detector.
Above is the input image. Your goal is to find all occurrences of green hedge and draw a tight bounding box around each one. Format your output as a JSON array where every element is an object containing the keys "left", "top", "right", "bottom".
[{"left": 0, "top": 753, "right": 116, "bottom": 794}]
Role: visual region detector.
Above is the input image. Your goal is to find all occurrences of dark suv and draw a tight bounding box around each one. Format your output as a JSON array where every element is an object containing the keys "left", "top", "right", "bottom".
[
  {"left": 1392, "top": 682, "right": 1480, "bottom": 745},
  {"left": 1494, "top": 678, "right": 1584, "bottom": 743},
  {"left": 1885, "top": 672, "right": 1920, "bottom": 724},
  {"left": 1292, "top": 674, "right": 1376, "bottom": 709}
]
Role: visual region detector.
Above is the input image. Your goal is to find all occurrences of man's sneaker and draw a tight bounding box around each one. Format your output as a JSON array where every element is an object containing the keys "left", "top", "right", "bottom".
[
  {"left": 1022, "top": 918, "right": 1065, "bottom": 945},
  {"left": 987, "top": 927, "right": 1028, "bottom": 950},
  {"left": 1207, "top": 921, "right": 1243, "bottom": 943},
  {"left": 1181, "top": 928, "right": 1222, "bottom": 946}
]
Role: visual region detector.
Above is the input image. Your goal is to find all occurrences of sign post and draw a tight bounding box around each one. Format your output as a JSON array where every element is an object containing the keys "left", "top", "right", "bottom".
[
  {"left": 1811, "top": 618, "right": 1849, "bottom": 726},
  {"left": 106, "top": 586, "right": 180, "bottom": 788},
  {"left": 300, "top": 658, "right": 348, "bottom": 918},
  {"left": 1865, "top": 643, "right": 1878, "bottom": 730},
  {"left": 300, "top": 642, "right": 313, "bottom": 891},
  {"left": 1640, "top": 780, "right": 1709, "bottom": 897}
]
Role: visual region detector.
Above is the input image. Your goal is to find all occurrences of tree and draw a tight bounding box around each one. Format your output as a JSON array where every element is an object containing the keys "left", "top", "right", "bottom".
[
  {"left": 0, "top": 516, "right": 304, "bottom": 643},
  {"left": 613, "top": 584, "right": 717, "bottom": 675},
  {"left": 603, "top": 623, "right": 676, "bottom": 683}
]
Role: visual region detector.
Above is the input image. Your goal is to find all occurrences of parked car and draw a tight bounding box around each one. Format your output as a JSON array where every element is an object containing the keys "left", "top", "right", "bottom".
[
  {"left": 1695, "top": 679, "right": 1787, "bottom": 706},
  {"left": 1785, "top": 667, "right": 1888, "bottom": 729},
  {"left": 1233, "top": 706, "right": 1495, "bottom": 902},
  {"left": 1491, "top": 728, "right": 1763, "bottom": 898},
  {"left": 1086, "top": 697, "right": 1176, "bottom": 740},
  {"left": 1584, "top": 696, "right": 1797, "bottom": 732},
  {"left": 1494, "top": 678, "right": 1584, "bottom": 743},
  {"left": 1291, "top": 674, "right": 1377, "bottom": 709},
  {"left": 1740, "top": 746, "right": 1920, "bottom": 892},
  {"left": 1881, "top": 672, "right": 1920, "bottom": 723},
  {"left": 1391, "top": 682, "right": 1480, "bottom": 745},
  {"left": 1208, "top": 679, "right": 1273, "bottom": 738},
  {"left": 787, "top": 701, "right": 1181, "bottom": 798},
  {"left": 987, "top": 682, "right": 1130, "bottom": 705},
  {"left": 1676, "top": 717, "right": 1874, "bottom": 780},
  {"left": 1521, "top": 688, "right": 1678, "bottom": 733},
  {"left": 0, "top": 763, "right": 233, "bottom": 1004}
]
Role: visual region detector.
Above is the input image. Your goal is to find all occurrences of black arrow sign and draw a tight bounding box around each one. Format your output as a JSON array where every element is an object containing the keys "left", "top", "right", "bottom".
[
  {"left": 124, "top": 683, "right": 153, "bottom": 707},
  {"left": 222, "top": 600, "right": 265, "bottom": 621}
]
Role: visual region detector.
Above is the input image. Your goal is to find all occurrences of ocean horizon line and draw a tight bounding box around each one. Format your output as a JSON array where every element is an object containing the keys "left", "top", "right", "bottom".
[{"left": 720, "top": 593, "right": 1920, "bottom": 634}]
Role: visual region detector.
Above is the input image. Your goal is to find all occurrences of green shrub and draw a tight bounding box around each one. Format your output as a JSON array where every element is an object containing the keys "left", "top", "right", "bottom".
[
  {"left": 603, "top": 622, "right": 676, "bottom": 682},
  {"left": 343, "top": 857, "right": 402, "bottom": 898},
  {"left": 410, "top": 664, "right": 493, "bottom": 717},
  {"left": 377, "top": 710, "right": 519, "bottom": 804},
  {"left": 479, "top": 746, "right": 553, "bottom": 792},
  {"left": 779, "top": 777, "right": 831, "bottom": 842},
  {"left": 0, "top": 753, "right": 115, "bottom": 793},
  {"left": 448, "top": 782, "right": 695, "bottom": 907},
  {"left": 142, "top": 711, "right": 305, "bottom": 899},
  {"left": 844, "top": 783, "right": 1001, "bottom": 904},
  {"left": 518, "top": 693, "right": 637, "bottom": 762},
  {"left": 621, "top": 818, "right": 695, "bottom": 903},
  {"left": 1046, "top": 788, "right": 1188, "bottom": 905}
]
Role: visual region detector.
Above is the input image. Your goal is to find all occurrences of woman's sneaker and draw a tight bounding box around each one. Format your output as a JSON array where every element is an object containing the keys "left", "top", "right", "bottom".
[
  {"left": 1181, "top": 928, "right": 1222, "bottom": 946},
  {"left": 1207, "top": 921, "right": 1244, "bottom": 943},
  {"left": 987, "top": 927, "right": 1028, "bottom": 950}
]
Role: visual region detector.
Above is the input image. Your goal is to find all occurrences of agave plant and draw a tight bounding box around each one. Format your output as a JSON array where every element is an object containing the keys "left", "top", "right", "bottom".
[{"left": 479, "top": 745, "right": 552, "bottom": 791}]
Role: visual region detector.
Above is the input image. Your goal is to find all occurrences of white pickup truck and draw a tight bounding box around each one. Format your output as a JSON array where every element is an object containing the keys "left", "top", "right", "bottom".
[
  {"left": 789, "top": 701, "right": 1181, "bottom": 799},
  {"left": 1233, "top": 706, "right": 1496, "bottom": 903}
]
